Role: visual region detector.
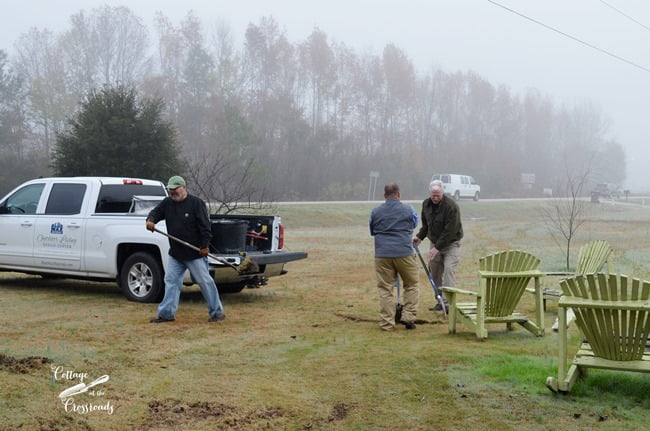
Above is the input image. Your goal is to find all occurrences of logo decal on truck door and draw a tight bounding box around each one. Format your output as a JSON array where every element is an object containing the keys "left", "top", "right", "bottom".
[{"left": 51, "top": 222, "right": 63, "bottom": 234}]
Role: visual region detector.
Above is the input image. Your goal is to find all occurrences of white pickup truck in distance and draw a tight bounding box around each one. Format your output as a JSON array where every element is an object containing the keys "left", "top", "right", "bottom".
[{"left": 0, "top": 177, "right": 307, "bottom": 303}]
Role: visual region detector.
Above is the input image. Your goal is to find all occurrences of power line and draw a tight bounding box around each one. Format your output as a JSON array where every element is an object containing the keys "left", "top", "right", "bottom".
[
  {"left": 600, "top": 0, "right": 650, "bottom": 33},
  {"left": 487, "top": 0, "right": 650, "bottom": 73}
]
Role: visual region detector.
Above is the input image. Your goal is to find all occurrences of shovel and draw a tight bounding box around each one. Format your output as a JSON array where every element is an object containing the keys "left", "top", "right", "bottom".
[
  {"left": 413, "top": 243, "right": 447, "bottom": 317},
  {"left": 153, "top": 228, "right": 259, "bottom": 275},
  {"left": 395, "top": 276, "right": 403, "bottom": 323}
]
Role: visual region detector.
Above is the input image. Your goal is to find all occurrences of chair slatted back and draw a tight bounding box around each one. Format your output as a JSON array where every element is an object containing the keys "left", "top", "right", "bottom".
[
  {"left": 560, "top": 274, "right": 650, "bottom": 361},
  {"left": 480, "top": 250, "right": 541, "bottom": 317},
  {"left": 575, "top": 240, "right": 612, "bottom": 275}
]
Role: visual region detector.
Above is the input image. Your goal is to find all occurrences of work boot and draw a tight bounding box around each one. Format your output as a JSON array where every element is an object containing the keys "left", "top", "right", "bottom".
[
  {"left": 401, "top": 321, "right": 416, "bottom": 330},
  {"left": 208, "top": 313, "right": 226, "bottom": 322},
  {"left": 430, "top": 302, "right": 449, "bottom": 312},
  {"left": 150, "top": 316, "right": 175, "bottom": 323}
]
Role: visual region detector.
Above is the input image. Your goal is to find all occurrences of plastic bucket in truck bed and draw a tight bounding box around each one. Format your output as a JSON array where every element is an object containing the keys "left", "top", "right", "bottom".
[{"left": 210, "top": 219, "right": 248, "bottom": 253}]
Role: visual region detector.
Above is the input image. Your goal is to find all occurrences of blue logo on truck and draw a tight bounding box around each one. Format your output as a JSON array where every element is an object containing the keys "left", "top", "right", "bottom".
[{"left": 51, "top": 223, "right": 63, "bottom": 234}]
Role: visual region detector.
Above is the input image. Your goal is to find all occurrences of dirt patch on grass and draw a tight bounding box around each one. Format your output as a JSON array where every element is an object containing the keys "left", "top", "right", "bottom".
[
  {"left": 414, "top": 317, "right": 444, "bottom": 325},
  {"left": 0, "top": 353, "right": 52, "bottom": 373},
  {"left": 147, "top": 398, "right": 289, "bottom": 430},
  {"left": 302, "top": 401, "right": 354, "bottom": 430},
  {"left": 328, "top": 402, "right": 352, "bottom": 421},
  {"left": 335, "top": 312, "right": 442, "bottom": 325},
  {"left": 335, "top": 312, "right": 376, "bottom": 323},
  {"left": 32, "top": 415, "right": 93, "bottom": 431}
]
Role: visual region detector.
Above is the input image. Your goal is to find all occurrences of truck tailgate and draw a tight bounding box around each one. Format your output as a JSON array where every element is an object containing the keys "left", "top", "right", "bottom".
[{"left": 245, "top": 251, "right": 308, "bottom": 265}]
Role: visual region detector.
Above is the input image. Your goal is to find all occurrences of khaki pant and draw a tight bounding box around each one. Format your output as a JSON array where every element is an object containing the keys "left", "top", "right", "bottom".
[
  {"left": 375, "top": 255, "right": 420, "bottom": 330},
  {"left": 429, "top": 241, "right": 461, "bottom": 288}
]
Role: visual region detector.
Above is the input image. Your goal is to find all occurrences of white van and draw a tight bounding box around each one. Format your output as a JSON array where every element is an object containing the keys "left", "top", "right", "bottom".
[{"left": 431, "top": 174, "right": 481, "bottom": 201}]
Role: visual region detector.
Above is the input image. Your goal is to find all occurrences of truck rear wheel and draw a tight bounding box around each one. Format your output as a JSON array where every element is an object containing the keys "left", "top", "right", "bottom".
[
  {"left": 120, "top": 252, "right": 164, "bottom": 303},
  {"left": 218, "top": 282, "right": 247, "bottom": 294}
]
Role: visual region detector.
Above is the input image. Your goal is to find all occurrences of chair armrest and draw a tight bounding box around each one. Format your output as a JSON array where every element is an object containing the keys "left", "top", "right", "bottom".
[
  {"left": 541, "top": 288, "right": 562, "bottom": 297},
  {"left": 544, "top": 271, "right": 573, "bottom": 277},
  {"left": 441, "top": 286, "right": 479, "bottom": 296},
  {"left": 479, "top": 270, "right": 544, "bottom": 278},
  {"left": 558, "top": 296, "right": 650, "bottom": 311}
]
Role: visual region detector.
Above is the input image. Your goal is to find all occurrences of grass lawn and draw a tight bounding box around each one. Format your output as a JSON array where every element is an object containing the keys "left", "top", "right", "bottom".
[{"left": 1, "top": 199, "right": 650, "bottom": 430}]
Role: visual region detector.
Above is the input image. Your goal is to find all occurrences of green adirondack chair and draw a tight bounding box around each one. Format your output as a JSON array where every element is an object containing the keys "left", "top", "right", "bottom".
[
  {"left": 543, "top": 239, "right": 613, "bottom": 302},
  {"left": 546, "top": 273, "right": 650, "bottom": 393},
  {"left": 574, "top": 240, "right": 613, "bottom": 275},
  {"left": 442, "top": 250, "right": 545, "bottom": 340},
  {"left": 545, "top": 240, "right": 613, "bottom": 331}
]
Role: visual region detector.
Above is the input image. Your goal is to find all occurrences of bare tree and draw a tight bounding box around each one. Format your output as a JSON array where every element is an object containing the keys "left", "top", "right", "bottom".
[
  {"left": 542, "top": 169, "right": 591, "bottom": 270},
  {"left": 210, "top": 20, "right": 240, "bottom": 100},
  {"left": 381, "top": 43, "right": 416, "bottom": 153},
  {"left": 61, "top": 5, "right": 149, "bottom": 92},
  {"left": 184, "top": 152, "right": 275, "bottom": 214},
  {"left": 13, "top": 28, "right": 73, "bottom": 154},
  {"left": 297, "top": 28, "right": 335, "bottom": 133},
  {"left": 0, "top": 50, "right": 26, "bottom": 156},
  {"left": 591, "top": 139, "right": 626, "bottom": 186},
  {"left": 183, "top": 102, "right": 274, "bottom": 213}
]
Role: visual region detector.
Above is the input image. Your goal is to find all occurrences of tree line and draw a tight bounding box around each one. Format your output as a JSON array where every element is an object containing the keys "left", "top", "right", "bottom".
[{"left": 0, "top": 5, "right": 625, "bottom": 200}]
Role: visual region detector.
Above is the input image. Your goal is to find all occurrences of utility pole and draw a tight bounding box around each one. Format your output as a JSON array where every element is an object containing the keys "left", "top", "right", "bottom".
[{"left": 368, "top": 171, "right": 379, "bottom": 200}]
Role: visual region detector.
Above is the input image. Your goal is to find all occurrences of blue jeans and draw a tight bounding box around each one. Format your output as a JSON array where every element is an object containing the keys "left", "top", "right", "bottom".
[{"left": 157, "top": 255, "right": 224, "bottom": 320}]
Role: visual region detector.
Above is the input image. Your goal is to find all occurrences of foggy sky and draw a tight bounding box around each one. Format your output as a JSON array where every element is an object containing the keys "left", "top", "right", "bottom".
[{"left": 2, "top": 0, "right": 648, "bottom": 190}]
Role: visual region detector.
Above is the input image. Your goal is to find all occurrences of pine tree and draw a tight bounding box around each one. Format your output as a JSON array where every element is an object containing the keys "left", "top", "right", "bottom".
[{"left": 52, "top": 85, "right": 183, "bottom": 180}]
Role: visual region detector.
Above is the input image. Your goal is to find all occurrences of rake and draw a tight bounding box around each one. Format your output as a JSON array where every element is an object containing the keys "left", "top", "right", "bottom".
[{"left": 153, "top": 228, "right": 259, "bottom": 275}]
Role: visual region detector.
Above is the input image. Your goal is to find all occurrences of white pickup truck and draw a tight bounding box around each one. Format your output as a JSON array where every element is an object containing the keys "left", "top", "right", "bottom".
[{"left": 0, "top": 177, "right": 307, "bottom": 303}]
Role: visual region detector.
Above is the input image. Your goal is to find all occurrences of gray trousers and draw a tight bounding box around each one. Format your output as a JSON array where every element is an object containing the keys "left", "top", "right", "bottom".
[{"left": 429, "top": 241, "right": 461, "bottom": 289}]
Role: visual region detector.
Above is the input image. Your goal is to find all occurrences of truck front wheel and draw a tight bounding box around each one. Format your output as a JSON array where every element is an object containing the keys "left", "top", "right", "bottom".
[{"left": 120, "top": 252, "right": 164, "bottom": 303}]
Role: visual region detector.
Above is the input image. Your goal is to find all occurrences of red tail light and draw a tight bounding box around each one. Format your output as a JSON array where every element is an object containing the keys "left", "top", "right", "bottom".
[
  {"left": 123, "top": 179, "right": 143, "bottom": 185},
  {"left": 278, "top": 224, "right": 284, "bottom": 249}
]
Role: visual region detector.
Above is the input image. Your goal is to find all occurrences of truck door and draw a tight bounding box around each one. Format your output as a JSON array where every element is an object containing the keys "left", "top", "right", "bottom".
[
  {"left": 0, "top": 183, "right": 46, "bottom": 267},
  {"left": 33, "top": 183, "right": 87, "bottom": 271}
]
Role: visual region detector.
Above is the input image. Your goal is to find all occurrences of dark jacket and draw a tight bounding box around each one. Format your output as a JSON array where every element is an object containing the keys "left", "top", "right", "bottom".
[
  {"left": 369, "top": 198, "right": 418, "bottom": 258},
  {"left": 147, "top": 194, "right": 212, "bottom": 261},
  {"left": 416, "top": 195, "right": 463, "bottom": 250}
]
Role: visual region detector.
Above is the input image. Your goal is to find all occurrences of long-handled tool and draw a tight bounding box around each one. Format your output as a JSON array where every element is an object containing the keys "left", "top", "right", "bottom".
[
  {"left": 413, "top": 243, "right": 447, "bottom": 317},
  {"left": 395, "top": 276, "right": 403, "bottom": 323},
  {"left": 153, "top": 227, "right": 259, "bottom": 275}
]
